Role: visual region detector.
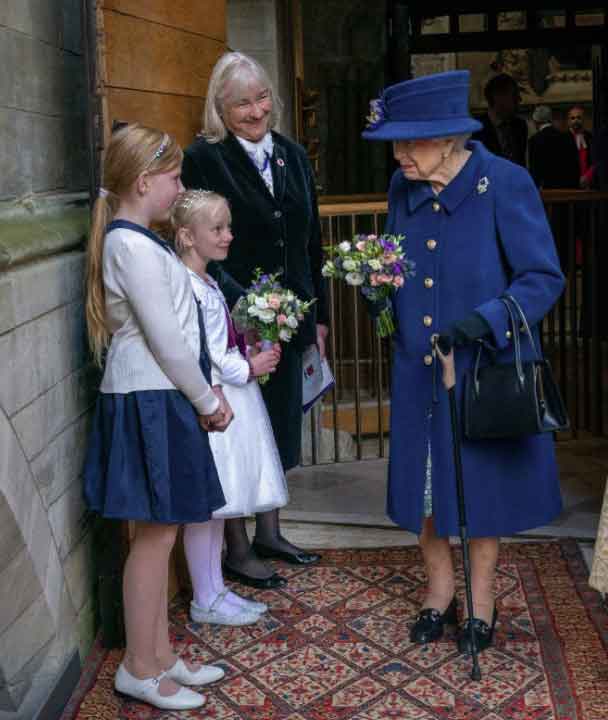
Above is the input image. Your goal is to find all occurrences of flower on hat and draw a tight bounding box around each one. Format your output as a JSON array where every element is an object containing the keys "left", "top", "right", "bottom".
[{"left": 365, "top": 96, "right": 386, "bottom": 130}]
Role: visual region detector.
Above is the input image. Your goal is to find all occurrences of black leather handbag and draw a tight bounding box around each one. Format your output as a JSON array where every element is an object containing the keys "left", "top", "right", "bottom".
[{"left": 463, "top": 294, "right": 569, "bottom": 440}]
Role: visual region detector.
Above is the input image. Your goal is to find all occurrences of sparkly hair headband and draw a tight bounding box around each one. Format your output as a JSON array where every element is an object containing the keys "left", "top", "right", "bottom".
[
  {"left": 146, "top": 133, "right": 170, "bottom": 167},
  {"left": 176, "top": 189, "right": 217, "bottom": 211}
]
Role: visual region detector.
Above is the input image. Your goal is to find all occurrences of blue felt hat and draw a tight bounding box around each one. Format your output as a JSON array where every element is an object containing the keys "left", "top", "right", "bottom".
[{"left": 362, "top": 70, "right": 482, "bottom": 141}]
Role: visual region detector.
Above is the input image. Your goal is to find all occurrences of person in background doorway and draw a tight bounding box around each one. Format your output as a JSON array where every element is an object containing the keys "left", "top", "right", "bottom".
[
  {"left": 566, "top": 105, "right": 595, "bottom": 189},
  {"left": 473, "top": 73, "right": 528, "bottom": 167},
  {"left": 529, "top": 105, "right": 579, "bottom": 189}
]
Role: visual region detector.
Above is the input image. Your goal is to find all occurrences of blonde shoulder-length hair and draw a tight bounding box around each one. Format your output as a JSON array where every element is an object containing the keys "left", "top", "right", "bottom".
[{"left": 202, "top": 51, "right": 282, "bottom": 143}]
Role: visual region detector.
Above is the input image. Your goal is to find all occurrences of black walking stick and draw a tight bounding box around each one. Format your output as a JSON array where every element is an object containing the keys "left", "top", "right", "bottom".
[{"left": 435, "top": 336, "right": 481, "bottom": 682}]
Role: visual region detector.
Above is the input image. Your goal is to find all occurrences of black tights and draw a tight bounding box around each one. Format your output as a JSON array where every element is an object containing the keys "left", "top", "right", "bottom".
[{"left": 223, "top": 509, "right": 307, "bottom": 579}]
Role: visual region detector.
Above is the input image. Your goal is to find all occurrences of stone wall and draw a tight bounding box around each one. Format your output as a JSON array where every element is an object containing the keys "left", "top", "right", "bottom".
[
  {"left": 227, "top": 0, "right": 295, "bottom": 138},
  {"left": 0, "top": 2, "right": 93, "bottom": 719},
  {"left": 0, "top": 0, "right": 88, "bottom": 200}
]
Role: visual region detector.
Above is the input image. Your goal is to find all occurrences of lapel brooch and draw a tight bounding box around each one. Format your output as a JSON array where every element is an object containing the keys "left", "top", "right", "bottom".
[
  {"left": 477, "top": 176, "right": 489, "bottom": 194},
  {"left": 277, "top": 158, "right": 285, "bottom": 167}
]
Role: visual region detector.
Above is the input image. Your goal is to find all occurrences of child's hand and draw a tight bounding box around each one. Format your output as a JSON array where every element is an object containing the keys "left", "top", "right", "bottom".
[
  {"left": 199, "top": 387, "right": 234, "bottom": 432},
  {"left": 250, "top": 347, "right": 281, "bottom": 377},
  {"left": 211, "top": 386, "right": 234, "bottom": 431},
  {"left": 199, "top": 408, "right": 225, "bottom": 432}
]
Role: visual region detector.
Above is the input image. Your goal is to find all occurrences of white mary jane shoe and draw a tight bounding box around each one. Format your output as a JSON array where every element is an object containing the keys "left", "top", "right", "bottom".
[
  {"left": 227, "top": 591, "right": 268, "bottom": 615},
  {"left": 114, "top": 663, "right": 205, "bottom": 710},
  {"left": 190, "top": 591, "right": 260, "bottom": 626},
  {"left": 166, "top": 658, "right": 225, "bottom": 686}
]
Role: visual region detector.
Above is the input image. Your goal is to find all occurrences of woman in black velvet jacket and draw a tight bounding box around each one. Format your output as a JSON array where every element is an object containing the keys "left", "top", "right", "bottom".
[{"left": 182, "top": 52, "right": 329, "bottom": 588}]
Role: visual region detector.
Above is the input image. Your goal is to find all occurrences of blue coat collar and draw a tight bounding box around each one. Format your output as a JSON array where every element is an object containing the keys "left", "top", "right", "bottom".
[{"left": 406, "top": 140, "right": 491, "bottom": 215}]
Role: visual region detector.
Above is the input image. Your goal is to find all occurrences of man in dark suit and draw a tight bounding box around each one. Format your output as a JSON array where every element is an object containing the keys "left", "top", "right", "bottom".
[
  {"left": 529, "top": 105, "right": 579, "bottom": 189},
  {"left": 473, "top": 73, "right": 528, "bottom": 167}
]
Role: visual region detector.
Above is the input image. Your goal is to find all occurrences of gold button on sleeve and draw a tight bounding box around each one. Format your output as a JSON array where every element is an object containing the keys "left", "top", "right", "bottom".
[
  {"left": 423, "top": 315, "right": 433, "bottom": 327},
  {"left": 506, "top": 330, "right": 512, "bottom": 339},
  {"left": 426, "top": 239, "right": 437, "bottom": 250},
  {"left": 424, "top": 354, "right": 433, "bottom": 366},
  {"left": 424, "top": 278, "right": 434, "bottom": 288}
]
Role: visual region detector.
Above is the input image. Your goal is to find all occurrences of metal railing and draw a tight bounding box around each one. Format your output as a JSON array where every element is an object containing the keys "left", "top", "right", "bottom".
[{"left": 301, "top": 190, "right": 608, "bottom": 466}]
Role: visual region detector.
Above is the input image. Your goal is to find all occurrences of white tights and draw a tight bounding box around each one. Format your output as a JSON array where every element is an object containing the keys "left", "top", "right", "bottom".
[{"left": 183, "top": 519, "right": 257, "bottom": 615}]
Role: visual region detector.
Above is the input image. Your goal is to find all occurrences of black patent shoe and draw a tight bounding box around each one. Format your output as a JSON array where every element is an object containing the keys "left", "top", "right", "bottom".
[
  {"left": 409, "top": 597, "right": 458, "bottom": 644},
  {"left": 252, "top": 541, "right": 321, "bottom": 565},
  {"left": 223, "top": 564, "right": 288, "bottom": 589},
  {"left": 457, "top": 606, "right": 498, "bottom": 655}
]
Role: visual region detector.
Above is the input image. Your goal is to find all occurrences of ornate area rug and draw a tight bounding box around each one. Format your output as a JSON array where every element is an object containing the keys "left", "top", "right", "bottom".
[{"left": 62, "top": 540, "right": 608, "bottom": 720}]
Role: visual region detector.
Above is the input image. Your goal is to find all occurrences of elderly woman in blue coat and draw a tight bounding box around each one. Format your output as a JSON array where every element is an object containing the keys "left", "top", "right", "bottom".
[{"left": 363, "top": 71, "right": 565, "bottom": 653}]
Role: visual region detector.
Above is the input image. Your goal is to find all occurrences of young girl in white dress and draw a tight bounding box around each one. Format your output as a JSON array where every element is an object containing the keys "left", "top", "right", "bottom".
[{"left": 171, "top": 189, "right": 289, "bottom": 625}]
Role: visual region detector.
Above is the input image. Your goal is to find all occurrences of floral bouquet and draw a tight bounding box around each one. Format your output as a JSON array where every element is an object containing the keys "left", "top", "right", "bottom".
[
  {"left": 321, "top": 233, "right": 414, "bottom": 337},
  {"left": 232, "top": 269, "right": 316, "bottom": 384}
]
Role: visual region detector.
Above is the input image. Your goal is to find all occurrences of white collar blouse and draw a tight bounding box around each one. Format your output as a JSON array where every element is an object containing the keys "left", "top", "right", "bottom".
[{"left": 236, "top": 132, "right": 275, "bottom": 195}]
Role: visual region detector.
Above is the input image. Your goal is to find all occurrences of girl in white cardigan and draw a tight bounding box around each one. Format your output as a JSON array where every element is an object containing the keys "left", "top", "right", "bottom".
[
  {"left": 83, "top": 125, "right": 229, "bottom": 711},
  {"left": 171, "top": 190, "right": 289, "bottom": 626}
]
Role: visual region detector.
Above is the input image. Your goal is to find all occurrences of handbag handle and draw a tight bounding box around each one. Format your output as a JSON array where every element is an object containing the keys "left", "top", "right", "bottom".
[
  {"left": 503, "top": 293, "right": 540, "bottom": 360},
  {"left": 472, "top": 295, "right": 537, "bottom": 397}
]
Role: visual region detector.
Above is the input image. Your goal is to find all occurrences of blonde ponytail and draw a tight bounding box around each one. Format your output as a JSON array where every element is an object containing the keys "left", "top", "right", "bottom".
[
  {"left": 84, "top": 124, "right": 183, "bottom": 365},
  {"left": 85, "top": 193, "right": 116, "bottom": 365}
]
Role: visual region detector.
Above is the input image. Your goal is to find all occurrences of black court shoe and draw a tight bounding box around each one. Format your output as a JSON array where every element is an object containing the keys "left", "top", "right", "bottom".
[
  {"left": 457, "top": 605, "right": 498, "bottom": 655},
  {"left": 223, "top": 564, "right": 288, "bottom": 590},
  {"left": 252, "top": 540, "right": 321, "bottom": 566},
  {"left": 409, "top": 597, "right": 458, "bottom": 644}
]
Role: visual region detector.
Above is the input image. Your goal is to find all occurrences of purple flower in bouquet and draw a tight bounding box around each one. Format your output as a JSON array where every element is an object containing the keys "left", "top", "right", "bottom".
[{"left": 322, "top": 233, "right": 415, "bottom": 337}]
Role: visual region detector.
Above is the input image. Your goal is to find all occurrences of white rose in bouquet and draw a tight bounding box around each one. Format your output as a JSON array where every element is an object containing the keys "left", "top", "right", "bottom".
[
  {"left": 338, "top": 241, "right": 351, "bottom": 252},
  {"left": 286, "top": 315, "right": 299, "bottom": 329},
  {"left": 321, "top": 261, "right": 335, "bottom": 277},
  {"left": 257, "top": 308, "right": 276, "bottom": 323},
  {"left": 345, "top": 271, "right": 365, "bottom": 286},
  {"left": 255, "top": 296, "right": 269, "bottom": 309},
  {"left": 279, "top": 328, "right": 293, "bottom": 342},
  {"left": 342, "top": 258, "right": 358, "bottom": 271}
]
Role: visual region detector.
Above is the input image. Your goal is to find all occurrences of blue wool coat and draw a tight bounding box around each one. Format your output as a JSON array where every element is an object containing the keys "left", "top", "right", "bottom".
[{"left": 386, "top": 141, "right": 565, "bottom": 537}]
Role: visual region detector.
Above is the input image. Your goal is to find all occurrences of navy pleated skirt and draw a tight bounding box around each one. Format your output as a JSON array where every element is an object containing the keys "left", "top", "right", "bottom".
[{"left": 83, "top": 390, "right": 225, "bottom": 523}]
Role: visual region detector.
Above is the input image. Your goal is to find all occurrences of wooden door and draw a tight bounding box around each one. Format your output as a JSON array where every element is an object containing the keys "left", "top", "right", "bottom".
[
  {"left": 83, "top": 0, "right": 227, "bottom": 604},
  {"left": 84, "top": 0, "right": 226, "bottom": 196}
]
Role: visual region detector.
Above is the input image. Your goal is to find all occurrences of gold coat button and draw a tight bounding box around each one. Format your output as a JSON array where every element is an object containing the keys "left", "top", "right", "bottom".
[
  {"left": 423, "top": 354, "right": 433, "bottom": 366},
  {"left": 423, "top": 315, "right": 433, "bottom": 327},
  {"left": 506, "top": 330, "right": 512, "bottom": 339},
  {"left": 426, "top": 239, "right": 437, "bottom": 250},
  {"left": 432, "top": 201, "right": 441, "bottom": 212},
  {"left": 424, "top": 277, "right": 434, "bottom": 289}
]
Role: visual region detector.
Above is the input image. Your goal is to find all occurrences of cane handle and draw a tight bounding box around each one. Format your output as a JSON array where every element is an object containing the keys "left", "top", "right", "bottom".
[{"left": 435, "top": 345, "right": 456, "bottom": 390}]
